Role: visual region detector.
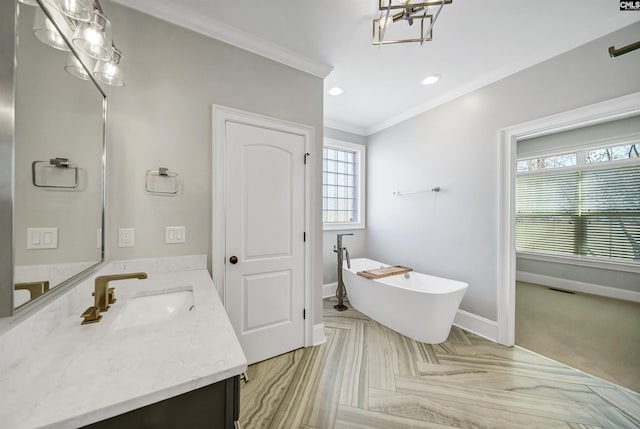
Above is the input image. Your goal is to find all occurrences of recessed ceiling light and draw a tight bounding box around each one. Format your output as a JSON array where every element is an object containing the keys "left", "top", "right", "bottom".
[
  {"left": 421, "top": 75, "right": 440, "bottom": 85},
  {"left": 328, "top": 86, "right": 344, "bottom": 96}
]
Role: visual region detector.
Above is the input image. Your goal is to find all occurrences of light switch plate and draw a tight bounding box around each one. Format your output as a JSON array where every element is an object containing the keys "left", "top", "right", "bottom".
[
  {"left": 27, "top": 228, "right": 58, "bottom": 249},
  {"left": 118, "top": 228, "right": 135, "bottom": 247},
  {"left": 165, "top": 226, "right": 186, "bottom": 244}
]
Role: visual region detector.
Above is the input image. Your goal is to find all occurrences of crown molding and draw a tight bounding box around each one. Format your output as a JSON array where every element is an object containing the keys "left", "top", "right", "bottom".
[
  {"left": 367, "top": 14, "right": 640, "bottom": 135},
  {"left": 112, "top": 0, "right": 333, "bottom": 79},
  {"left": 324, "top": 119, "right": 367, "bottom": 136}
]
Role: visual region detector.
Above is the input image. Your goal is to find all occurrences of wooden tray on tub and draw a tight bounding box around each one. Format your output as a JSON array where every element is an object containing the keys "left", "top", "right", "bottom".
[{"left": 357, "top": 265, "right": 413, "bottom": 280}]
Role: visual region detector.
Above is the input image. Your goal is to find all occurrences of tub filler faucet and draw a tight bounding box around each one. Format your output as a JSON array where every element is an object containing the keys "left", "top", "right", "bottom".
[{"left": 333, "top": 233, "right": 353, "bottom": 311}]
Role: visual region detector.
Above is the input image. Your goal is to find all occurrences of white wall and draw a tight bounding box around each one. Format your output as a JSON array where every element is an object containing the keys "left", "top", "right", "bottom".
[
  {"left": 106, "top": 5, "right": 324, "bottom": 324},
  {"left": 365, "top": 22, "right": 640, "bottom": 322},
  {"left": 517, "top": 115, "right": 640, "bottom": 157},
  {"left": 322, "top": 127, "right": 368, "bottom": 286}
]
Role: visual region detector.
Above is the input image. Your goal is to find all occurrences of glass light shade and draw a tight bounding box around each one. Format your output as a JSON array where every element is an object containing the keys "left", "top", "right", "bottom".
[
  {"left": 64, "top": 51, "right": 96, "bottom": 80},
  {"left": 72, "top": 11, "right": 113, "bottom": 61},
  {"left": 33, "top": 7, "right": 71, "bottom": 52},
  {"left": 18, "top": 0, "right": 41, "bottom": 6},
  {"left": 93, "top": 47, "right": 124, "bottom": 87},
  {"left": 43, "top": 0, "right": 93, "bottom": 22}
]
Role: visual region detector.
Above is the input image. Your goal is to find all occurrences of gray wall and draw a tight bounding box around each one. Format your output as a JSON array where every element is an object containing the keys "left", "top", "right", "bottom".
[
  {"left": 322, "top": 127, "right": 368, "bottom": 286},
  {"left": 517, "top": 115, "right": 640, "bottom": 157},
  {"left": 107, "top": 5, "right": 324, "bottom": 324},
  {"left": 365, "top": 22, "right": 640, "bottom": 321},
  {"left": 516, "top": 258, "right": 638, "bottom": 292}
]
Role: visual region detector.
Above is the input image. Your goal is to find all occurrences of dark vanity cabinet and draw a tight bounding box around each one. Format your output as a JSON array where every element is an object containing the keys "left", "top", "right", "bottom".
[{"left": 82, "top": 376, "right": 240, "bottom": 429}]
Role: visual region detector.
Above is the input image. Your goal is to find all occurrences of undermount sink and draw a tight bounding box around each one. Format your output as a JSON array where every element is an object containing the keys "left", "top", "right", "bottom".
[{"left": 112, "top": 286, "right": 194, "bottom": 330}]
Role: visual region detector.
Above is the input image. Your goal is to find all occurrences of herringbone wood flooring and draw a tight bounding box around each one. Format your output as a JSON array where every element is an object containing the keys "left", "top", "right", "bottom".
[{"left": 239, "top": 298, "right": 640, "bottom": 428}]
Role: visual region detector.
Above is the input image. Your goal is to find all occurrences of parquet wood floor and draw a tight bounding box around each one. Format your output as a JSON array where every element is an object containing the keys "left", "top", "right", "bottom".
[{"left": 239, "top": 298, "right": 639, "bottom": 428}]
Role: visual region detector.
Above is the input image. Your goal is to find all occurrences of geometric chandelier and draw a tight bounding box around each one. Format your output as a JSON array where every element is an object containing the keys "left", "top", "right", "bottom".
[{"left": 373, "top": 0, "right": 452, "bottom": 46}]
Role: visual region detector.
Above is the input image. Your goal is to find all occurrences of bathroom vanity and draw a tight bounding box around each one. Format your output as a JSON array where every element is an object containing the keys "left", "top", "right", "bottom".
[
  {"left": 0, "top": 258, "right": 247, "bottom": 429},
  {"left": 0, "top": 3, "right": 247, "bottom": 427},
  {"left": 82, "top": 376, "right": 241, "bottom": 429}
]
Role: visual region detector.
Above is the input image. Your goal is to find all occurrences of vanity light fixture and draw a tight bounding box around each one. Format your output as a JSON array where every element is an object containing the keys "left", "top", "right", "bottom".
[
  {"left": 64, "top": 51, "right": 95, "bottom": 80},
  {"left": 33, "top": 7, "right": 71, "bottom": 51},
  {"left": 421, "top": 74, "right": 439, "bottom": 85},
  {"left": 328, "top": 86, "right": 344, "bottom": 96},
  {"left": 24, "top": 0, "right": 126, "bottom": 87},
  {"left": 72, "top": 9, "right": 112, "bottom": 61},
  {"left": 93, "top": 45, "right": 124, "bottom": 87},
  {"left": 373, "top": 0, "right": 452, "bottom": 46},
  {"left": 43, "top": 0, "right": 93, "bottom": 22},
  {"left": 18, "top": 0, "right": 41, "bottom": 6}
]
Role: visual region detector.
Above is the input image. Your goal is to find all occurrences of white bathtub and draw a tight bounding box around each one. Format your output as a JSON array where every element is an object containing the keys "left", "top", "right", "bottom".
[{"left": 343, "top": 258, "right": 468, "bottom": 344}]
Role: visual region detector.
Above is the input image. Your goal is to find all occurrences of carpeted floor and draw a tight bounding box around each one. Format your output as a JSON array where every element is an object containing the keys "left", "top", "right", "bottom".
[{"left": 515, "top": 281, "right": 640, "bottom": 392}]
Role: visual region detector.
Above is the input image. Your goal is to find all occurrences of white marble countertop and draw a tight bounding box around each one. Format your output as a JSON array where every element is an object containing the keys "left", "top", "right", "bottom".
[{"left": 0, "top": 269, "right": 247, "bottom": 429}]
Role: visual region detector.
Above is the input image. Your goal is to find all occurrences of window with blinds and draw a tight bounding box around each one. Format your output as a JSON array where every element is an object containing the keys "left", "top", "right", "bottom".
[
  {"left": 516, "top": 164, "right": 640, "bottom": 262},
  {"left": 323, "top": 139, "right": 366, "bottom": 229}
]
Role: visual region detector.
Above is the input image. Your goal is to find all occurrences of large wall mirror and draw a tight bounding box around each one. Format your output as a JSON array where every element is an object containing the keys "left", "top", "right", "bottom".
[{"left": 1, "top": 0, "right": 106, "bottom": 315}]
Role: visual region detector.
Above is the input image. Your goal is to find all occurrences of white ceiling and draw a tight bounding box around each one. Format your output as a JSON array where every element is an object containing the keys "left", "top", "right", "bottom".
[{"left": 115, "top": 0, "right": 640, "bottom": 135}]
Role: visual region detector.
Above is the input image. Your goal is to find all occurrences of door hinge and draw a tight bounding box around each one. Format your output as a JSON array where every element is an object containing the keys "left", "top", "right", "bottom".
[
  {"left": 303, "top": 309, "right": 306, "bottom": 319},
  {"left": 303, "top": 232, "right": 306, "bottom": 242},
  {"left": 304, "top": 152, "right": 311, "bottom": 164}
]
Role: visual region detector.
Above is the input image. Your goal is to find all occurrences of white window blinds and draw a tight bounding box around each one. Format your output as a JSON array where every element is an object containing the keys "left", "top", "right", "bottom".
[{"left": 516, "top": 165, "right": 640, "bottom": 262}]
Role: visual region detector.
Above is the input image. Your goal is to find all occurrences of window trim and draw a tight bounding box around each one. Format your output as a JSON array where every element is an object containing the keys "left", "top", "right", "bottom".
[
  {"left": 517, "top": 139, "right": 640, "bottom": 176},
  {"left": 517, "top": 250, "right": 640, "bottom": 274},
  {"left": 323, "top": 138, "right": 366, "bottom": 231}
]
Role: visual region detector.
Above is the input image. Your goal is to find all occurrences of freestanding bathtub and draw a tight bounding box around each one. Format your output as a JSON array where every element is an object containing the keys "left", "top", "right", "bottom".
[{"left": 343, "top": 258, "right": 468, "bottom": 344}]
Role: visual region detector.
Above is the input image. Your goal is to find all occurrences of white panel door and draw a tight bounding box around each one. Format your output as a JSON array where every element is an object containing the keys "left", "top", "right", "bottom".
[{"left": 225, "top": 120, "right": 306, "bottom": 364}]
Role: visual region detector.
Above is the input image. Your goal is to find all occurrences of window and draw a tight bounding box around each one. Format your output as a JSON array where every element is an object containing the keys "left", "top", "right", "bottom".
[
  {"left": 516, "top": 152, "right": 576, "bottom": 172},
  {"left": 516, "top": 143, "right": 640, "bottom": 264},
  {"left": 323, "top": 139, "right": 365, "bottom": 229}
]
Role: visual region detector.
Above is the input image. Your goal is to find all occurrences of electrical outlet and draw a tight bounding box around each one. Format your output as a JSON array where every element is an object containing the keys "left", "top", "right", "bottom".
[
  {"left": 118, "top": 228, "right": 135, "bottom": 247},
  {"left": 165, "top": 226, "right": 186, "bottom": 244},
  {"left": 27, "top": 228, "right": 58, "bottom": 249}
]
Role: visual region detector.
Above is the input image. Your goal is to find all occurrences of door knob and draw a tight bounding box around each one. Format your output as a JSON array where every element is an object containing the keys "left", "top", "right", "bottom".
[{"left": 229, "top": 256, "right": 238, "bottom": 264}]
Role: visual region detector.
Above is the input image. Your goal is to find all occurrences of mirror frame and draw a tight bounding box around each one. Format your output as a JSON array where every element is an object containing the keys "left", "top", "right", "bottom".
[{"left": 0, "top": 0, "right": 107, "bottom": 318}]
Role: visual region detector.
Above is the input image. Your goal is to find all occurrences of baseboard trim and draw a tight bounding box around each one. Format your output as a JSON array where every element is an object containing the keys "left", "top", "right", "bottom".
[
  {"left": 312, "top": 323, "right": 326, "bottom": 346},
  {"left": 516, "top": 271, "right": 640, "bottom": 303},
  {"left": 323, "top": 282, "right": 337, "bottom": 299},
  {"left": 454, "top": 309, "right": 498, "bottom": 343}
]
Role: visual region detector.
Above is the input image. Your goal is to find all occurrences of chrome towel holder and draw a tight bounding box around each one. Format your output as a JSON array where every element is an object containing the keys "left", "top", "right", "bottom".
[
  {"left": 393, "top": 187, "right": 441, "bottom": 196},
  {"left": 32, "top": 158, "right": 79, "bottom": 189},
  {"left": 145, "top": 167, "right": 179, "bottom": 196}
]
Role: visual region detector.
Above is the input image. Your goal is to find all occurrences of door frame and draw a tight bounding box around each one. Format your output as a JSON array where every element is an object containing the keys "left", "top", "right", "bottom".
[
  {"left": 497, "top": 91, "right": 640, "bottom": 346},
  {"left": 212, "top": 105, "right": 315, "bottom": 347}
]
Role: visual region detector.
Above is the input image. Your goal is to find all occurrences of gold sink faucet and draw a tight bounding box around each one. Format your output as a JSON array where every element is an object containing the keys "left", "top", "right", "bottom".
[
  {"left": 15, "top": 280, "right": 50, "bottom": 299},
  {"left": 81, "top": 272, "right": 148, "bottom": 325}
]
